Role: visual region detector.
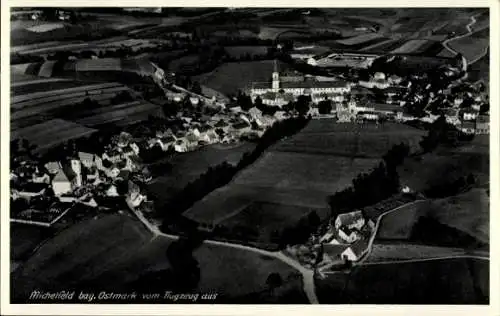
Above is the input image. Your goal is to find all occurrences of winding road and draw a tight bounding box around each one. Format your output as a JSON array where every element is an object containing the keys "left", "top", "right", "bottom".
[
  {"left": 442, "top": 13, "right": 489, "bottom": 67},
  {"left": 133, "top": 209, "right": 320, "bottom": 303}
]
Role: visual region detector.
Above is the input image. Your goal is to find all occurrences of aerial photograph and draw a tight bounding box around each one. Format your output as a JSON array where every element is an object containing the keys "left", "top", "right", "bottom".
[{"left": 9, "top": 7, "right": 489, "bottom": 304}]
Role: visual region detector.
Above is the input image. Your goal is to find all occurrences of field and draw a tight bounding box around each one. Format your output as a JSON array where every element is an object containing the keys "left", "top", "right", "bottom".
[
  {"left": 10, "top": 80, "right": 160, "bottom": 145},
  {"left": 274, "top": 122, "right": 426, "bottom": 158},
  {"left": 448, "top": 28, "right": 489, "bottom": 63},
  {"left": 366, "top": 242, "right": 471, "bottom": 263},
  {"left": 336, "top": 33, "right": 385, "bottom": 46},
  {"left": 184, "top": 120, "right": 425, "bottom": 242},
  {"left": 343, "top": 258, "right": 489, "bottom": 304},
  {"left": 467, "top": 52, "right": 489, "bottom": 84},
  {"left": 148, "top": 142, "right": 257, "bottom": 203},
  {"left": 11, "top": 119, "right": 98, "bottom": 150},
  {"left": 422, "top": 189, "right": 489, "bottom": 244},
  {"left": 11, "top": 213, "right": 303, "bottom": 303},
  {"left": 390, "top": 39, "right": 436, "bottom": 54},
  {"left": 224, "top": 46, "right": 268, "bottom": 59},
  {"left": 376, "top": 202, "right": 424, "bottom": 240},
  {"left": 194, "top": 60, "right": 291, "bottom": 96}
]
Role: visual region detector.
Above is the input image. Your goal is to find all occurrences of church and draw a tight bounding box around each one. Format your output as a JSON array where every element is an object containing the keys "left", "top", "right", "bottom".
[{"left": 250, "top": 60, "right": 352, "bottom": 106}]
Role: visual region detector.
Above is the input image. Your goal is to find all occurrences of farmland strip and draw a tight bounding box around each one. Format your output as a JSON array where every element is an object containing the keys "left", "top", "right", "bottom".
[
  {"left": 12, "top": 82, "right": 123, "bottom": 104},
  {"left": 12, "top": 87, "right": 130, "bottom": 110}
]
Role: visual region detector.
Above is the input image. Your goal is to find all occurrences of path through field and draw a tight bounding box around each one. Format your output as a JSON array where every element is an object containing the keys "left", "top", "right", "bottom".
[
  {"left": 132, "top": 209, "right": 319, "bottom": 303},
  {"left": 442, "top": 13, "right": 489, "bottom": 65}
]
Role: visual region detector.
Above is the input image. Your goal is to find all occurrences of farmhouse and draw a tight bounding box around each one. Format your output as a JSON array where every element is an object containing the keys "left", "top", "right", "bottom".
[
  {"left": 78, "top": 152, "right": 96, "bottom": 169},
  {"left": 475, "top": 115, "right": 489, "bottom": 134},
  {"left": 341, "top": 238, "right": 369, "bottom": 262},
  {"left": 338, "top": 226, "right": 361, "bottom": 244},
  {"left": 250, "top": 60, "right": 351, "bottom": 106},
  {"left": 335, "top": 210, "right": 365, "bottom": 230},
  {"left": 52, "top": 169, "right": 72, "bottom": 196}
]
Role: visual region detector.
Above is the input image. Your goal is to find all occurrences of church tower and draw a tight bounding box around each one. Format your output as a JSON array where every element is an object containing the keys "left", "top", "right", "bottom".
[{"left": 272, "top": 59, "right": 280, "bottom": 90}]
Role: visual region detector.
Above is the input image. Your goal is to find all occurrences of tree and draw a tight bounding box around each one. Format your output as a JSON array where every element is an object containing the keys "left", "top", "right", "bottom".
[
  {"left": 295, "top": 95, "right": 311, "bottom": 116},
  {"left": 192, "top": 81, "right": 202, "bottom": 95},
  {"left": 318, "top": 99, "right": 332, "bottom": 114},
  {"left": 266, "top": 272, "right": 283, "bottom": 294}
]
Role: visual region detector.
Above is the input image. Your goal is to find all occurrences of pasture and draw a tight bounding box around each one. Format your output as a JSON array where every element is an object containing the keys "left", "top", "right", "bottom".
[
  {"left": 366, "top": 243, "right": 470, "bottom": 263},
  {"left": 11, "top": 213, "right": 303, "bottom": 303},
  {"left": 194, "top": 60, "right": 291, "bottom": 96},
  {"left": 336, "top": 33, "right": 385, "bottom": 46},
  {"left": 224, "top": 46, "right": 268, "bottom": 59},
  {"left": 274, "top": 121, "right": 426, "bottom": 158},
  {"left": 10, "top": 119, "right": 98, "bottom": 150},
  {"left": 184, "top": 120, "right": 424, "bottom": 243},
  {"left": 423, "top": 188, "right": 489, "bottom": 244},
  {"left": 390, "top": 39, "right": 435, "bottom": 54},
  {"left": 148, "top": 142, "right": 256, "bottom": 203},
  {"left": 448, "top": 28, "right": 489, "bottom": 63},
  {"left": 343, "top": 258, "right": 489, "bottom": 304},
  {"left": 375, "top": 202, "right": 424, "bottom": 240}
]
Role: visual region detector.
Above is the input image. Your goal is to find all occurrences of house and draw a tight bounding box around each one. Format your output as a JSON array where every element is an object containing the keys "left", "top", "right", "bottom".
[
  {"left": 341, "top": 238, "right": 369, "bottom": 262},
  {"left": 69, "top": 159, "right": 83, "bottom": 188},
  {"left": 157, "top": 135, "right": 176, "bottom": 151},
  {"left": 338, "top": 226, "right": 360, "bottom": 244},
  {"left": 459, "top": 121, "right": 476, "bottom": 134},
  {"left": 462, "top": 111, "right": 478, "bottom": 121},
  {"left": 32, "top": 169, "right": 51, "bottom": 184},
  {"left": 106, "top": 185, "right": 119, "bottom": 197},
  {"left": 107, "top": 166, "right": 121, "bottom": 179},
  {"left": 248, "top": 107, "right": 263, "bottom": 120},
  {"left": 174, "top": 139, "right": 188, "bottom": 152},
  {"left": 476, "top": 115, "right": 489, "bottom": 134},
  {"left": 78, "top": 152, "right": 96, "bottom": 169},
  {"left": 356, "top": 111, "right": 379, "bottom": 121},
  {"left": 18, "top": 183, "right": 48, "bottom": 200},
  {"left": 52, "top": 169, "right": 72, "bottom": 196},
  {"left": 335, "top": 210, "right": 365, "bottom": 230},
  {"left": 45, "top": 161, "right": 62, "bottom": 175},
  {"left": 102, "top": 150, "right": 122, "bottom": 163},
  {"left": 126, "top": 181, "right": 146, "bottom": 208}
]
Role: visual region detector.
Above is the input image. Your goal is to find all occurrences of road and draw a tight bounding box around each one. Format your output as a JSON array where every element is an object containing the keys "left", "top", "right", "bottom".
[
  {"left": 131, "top": 208, "right": 320, "bottom": 304},
  {"left": 442, "top": 13, "right": 489, "bottom": 66},
  {"left": 361, "top": 254, "right": 489, "bottom": 266}
]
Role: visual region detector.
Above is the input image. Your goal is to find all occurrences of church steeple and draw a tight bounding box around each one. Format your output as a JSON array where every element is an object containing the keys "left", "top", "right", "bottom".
[{"left": 272, "top": 59, "right": 280, "bottom": 90}]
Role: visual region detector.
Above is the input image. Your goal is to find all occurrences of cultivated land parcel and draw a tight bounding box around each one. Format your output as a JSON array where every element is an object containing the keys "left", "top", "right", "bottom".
[{"left": 184, "top": 120, "right": 425, "bottom": 244}]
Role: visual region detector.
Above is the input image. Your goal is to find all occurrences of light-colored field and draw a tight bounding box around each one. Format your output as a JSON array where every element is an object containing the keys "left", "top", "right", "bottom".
[
  {"left": 367, "top": 243, "right": 470, "bottom": 263},
  {"left": 336, "top": 33, "right": 384, "bottom": 46},
  {"left": 274, "top": 122, "right": 425, "bottom": 158},
  {"left": 184, "top": 120, "right": 421, "bottom": 234},
  {"left": 75, "top": 58, "right": 122, "bottom": 72},
  {"left": 390, "top": 39, "right": 432, "bottom": 54},
  {"left": 26, "top": 23, "right": 64, "bottom": 33},
  {"left": 233, "top": 151, "right": 378, "bottom": 194}
]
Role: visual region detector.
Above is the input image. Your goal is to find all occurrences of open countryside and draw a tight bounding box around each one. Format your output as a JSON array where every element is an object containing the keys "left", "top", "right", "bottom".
[{"left": 9, "top": 7, "right": 489, "bottom": 306}]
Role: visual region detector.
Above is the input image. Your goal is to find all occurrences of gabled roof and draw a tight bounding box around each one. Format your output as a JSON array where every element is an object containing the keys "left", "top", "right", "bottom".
[
  {"left": 336, "top": 210, "right": 364, "bottom": 225},
  {"left": 348, "top": 238, "right": 369, "bottom": 257},
  {"left": 78, "top": 152, "right": 95, "bottom": 161}
]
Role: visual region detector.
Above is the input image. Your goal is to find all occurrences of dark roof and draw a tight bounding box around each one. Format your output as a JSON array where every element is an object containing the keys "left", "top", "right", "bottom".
[
  {"left": 198, "top": 125, "right": 212, "bottom": 132},
  {"left": 339, "top": 225, "right": 356, "bottom": 236},
  {"left": 477, "top": 115, "right": 489, "bottom": 123},
  {"left": 461, "top": 121, "right": 476, "bottom": 129},
  {"left": 215, "top": 120, "right": 228, "bottom": 127},
  {"left": 349, "top": 238, "right": 369, "bottom": 257},
  {"left": 232, "top": 122, "right": 250, "bottom": 129},
  {"left": 161, "top": 136, "right": 176, "bottom": 143},
  {"left": 370, "top": 103, "right": 402, "bottom": 112},
  {"left": 21, "top": 182, "right": 49, "bottom": 193},
  {"left": 252, "top": 82, "right": 271, "bottom": 90},
  {"left": 281, "top": 80, "right": 348, "bottom": 89}
]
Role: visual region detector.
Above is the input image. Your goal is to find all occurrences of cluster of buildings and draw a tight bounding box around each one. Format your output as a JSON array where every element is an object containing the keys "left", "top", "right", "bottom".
[
  {"left": 10, "top": 131, "right": 151, "bottom": 227},
  {"left": 250, "top": 60, "right": 353, "bottom": 107}
]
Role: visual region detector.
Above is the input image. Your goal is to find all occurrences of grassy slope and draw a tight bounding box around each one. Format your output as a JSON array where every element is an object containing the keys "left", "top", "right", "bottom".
[{"left": 11, "top": 213, "right": 303, "bottom": 303}]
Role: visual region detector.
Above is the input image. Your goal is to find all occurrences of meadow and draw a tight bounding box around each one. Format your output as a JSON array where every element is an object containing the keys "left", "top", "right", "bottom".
[
  {"left": 184, "top": 120, "right": 424, "bottom": 243},
  {"left": 11, "top": 213, "right": 303, "bottom": 303},
  {"left": 448, "top": 28, "right": 489, "bottom": 63},
  {"left": 194, "top": 60, "right": 290, "bottom": 96}
]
